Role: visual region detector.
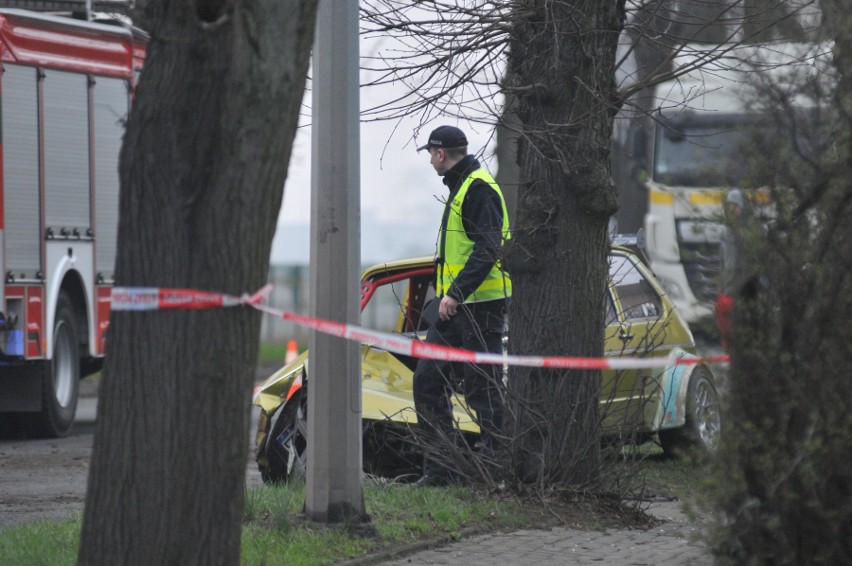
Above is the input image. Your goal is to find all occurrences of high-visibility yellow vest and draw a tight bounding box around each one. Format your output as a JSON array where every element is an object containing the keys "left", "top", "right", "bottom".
[{"left": 437, "top": 168, "right": 512, "bottom": 302}]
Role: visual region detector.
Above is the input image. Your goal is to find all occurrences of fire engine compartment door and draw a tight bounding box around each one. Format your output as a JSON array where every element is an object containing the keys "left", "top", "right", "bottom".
[
  {"left": 2, "top": 64, "right": 42, "bottom": 280},
  {"left": 93, "top": 77, "right": 130, "bottom": 281},
  {"left": 43, "top": 69, "right": 91, "bottom": 236}
]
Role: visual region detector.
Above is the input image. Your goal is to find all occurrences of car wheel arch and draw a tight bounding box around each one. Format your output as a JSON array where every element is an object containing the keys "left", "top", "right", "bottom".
[
  {"left": 651, "top": 349, "right": 707, "bottom": 431},
  {"left": 655, "top": 355, "right": 722, "bottom": 456}
]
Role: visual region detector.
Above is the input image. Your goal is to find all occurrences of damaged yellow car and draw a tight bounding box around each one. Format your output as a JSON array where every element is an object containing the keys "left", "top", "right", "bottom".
[{"left": 253, "top": 246, "right": 722, "bottom": 483}]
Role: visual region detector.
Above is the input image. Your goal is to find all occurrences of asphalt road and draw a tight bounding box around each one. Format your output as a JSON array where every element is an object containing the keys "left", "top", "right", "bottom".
[
  {"left": 0, "top": 397, "right": 97, "bottom": 527},
  {"left": 0, "top": 394, "right": 263, "bottom": 528}
]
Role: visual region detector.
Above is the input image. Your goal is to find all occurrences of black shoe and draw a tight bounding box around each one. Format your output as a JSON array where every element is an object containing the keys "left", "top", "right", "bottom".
[{"left": 411, "top": 471, "right": 451, "bottom": 487}]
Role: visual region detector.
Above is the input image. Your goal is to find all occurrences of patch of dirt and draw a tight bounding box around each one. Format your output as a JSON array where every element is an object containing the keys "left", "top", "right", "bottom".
[
  {"left": 0, "top": 420, "right": 94, "bottom": 526},
  {"left": 495, "top": 491, "right": 660, "bottom": 532}
]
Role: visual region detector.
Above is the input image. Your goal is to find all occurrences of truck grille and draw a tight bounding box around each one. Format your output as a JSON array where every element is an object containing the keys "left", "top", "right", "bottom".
[{"left": 678, "top": 242, "right": 720, "bottom": 303}]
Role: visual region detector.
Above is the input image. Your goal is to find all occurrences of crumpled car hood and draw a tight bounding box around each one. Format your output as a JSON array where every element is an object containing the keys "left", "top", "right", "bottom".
[{"left": 253, "top": 345, "right": 478, "bottom": 433}]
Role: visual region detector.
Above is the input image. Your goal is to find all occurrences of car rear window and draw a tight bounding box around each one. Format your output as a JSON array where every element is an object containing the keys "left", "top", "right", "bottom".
[{"left": 609, "top": 255, "right": 663, "bottom": 321}]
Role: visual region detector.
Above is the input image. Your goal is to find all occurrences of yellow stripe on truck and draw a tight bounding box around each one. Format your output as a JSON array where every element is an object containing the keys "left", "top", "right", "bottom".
[
  {"left": 650, "top": 190, "right": 674, "bottom": 205},
  {"left": 689, "top": 191, "right": 725, "bottom": 205}
]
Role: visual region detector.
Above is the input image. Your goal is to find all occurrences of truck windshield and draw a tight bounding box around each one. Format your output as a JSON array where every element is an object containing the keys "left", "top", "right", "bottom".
[{"left": 653, "top": 124, "right": 752, "bottom": 187}]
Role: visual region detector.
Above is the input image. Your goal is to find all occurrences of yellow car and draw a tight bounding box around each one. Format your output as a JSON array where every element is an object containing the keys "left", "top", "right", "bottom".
[{"left": 253, "top": 246, "right": 722, "bottom": 483}]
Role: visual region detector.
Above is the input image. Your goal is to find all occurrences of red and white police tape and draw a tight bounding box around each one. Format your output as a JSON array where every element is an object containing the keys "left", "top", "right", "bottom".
[
  {"left": 110, "top": 285, "right": 272, "bottom": 310},
  {"left": 111, "top": 286, "right": 730, "bottom": 370}
]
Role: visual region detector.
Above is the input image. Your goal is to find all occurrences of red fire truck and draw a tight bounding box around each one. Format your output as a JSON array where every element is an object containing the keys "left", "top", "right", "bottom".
[{"left": 0, "top": 8, "right": 145, "bottom": 437}]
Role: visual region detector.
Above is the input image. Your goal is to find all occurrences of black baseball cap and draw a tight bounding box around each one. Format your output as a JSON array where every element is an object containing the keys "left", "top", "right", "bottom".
[{"left": 417, "top": 125, "right": 468, "bottom": 151}]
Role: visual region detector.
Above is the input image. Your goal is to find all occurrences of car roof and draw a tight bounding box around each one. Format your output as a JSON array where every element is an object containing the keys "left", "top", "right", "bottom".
[
  {"left": 361, "top": 248, "right": 639, "bottom": 281},
  {"left": 361, "top": 256, "right": 435, "bottom": 281}
]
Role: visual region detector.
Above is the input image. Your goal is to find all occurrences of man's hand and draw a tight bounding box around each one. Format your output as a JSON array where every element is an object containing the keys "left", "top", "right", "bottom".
[{"left": 438, "top": 296, "right": 459, "bottom": 321}]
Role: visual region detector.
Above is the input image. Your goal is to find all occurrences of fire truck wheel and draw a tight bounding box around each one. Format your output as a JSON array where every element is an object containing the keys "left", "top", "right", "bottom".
[{"left": 28, "top": 293, "right": 80, "bottom": 438}]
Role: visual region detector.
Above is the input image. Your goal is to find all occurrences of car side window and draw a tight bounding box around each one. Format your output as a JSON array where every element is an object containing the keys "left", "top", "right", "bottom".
[
  {"left": 360, "top": 270, "right": 436, "bottom": 333},
  {"left": 405, "top": 275, "right": 435, "bottom": 333},
  {"left": 361, "top": 278, "right": 409, "bottom": 332},
  {"left": 605, "top": 291, "right": 618, "bottom": 324},
  {"left": 609, "top": 254, "right": 663, "bottom": 321}
]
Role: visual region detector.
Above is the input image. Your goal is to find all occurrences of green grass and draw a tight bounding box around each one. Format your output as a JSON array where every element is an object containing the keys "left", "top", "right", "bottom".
[
  {"left": 643, "top": 457, "right": 707, "bottom": 498},
  {"left": 0, "top": 482, "right": 531, "bottom": 566},
  {"left": 599, "top": 440, "right": 715, "bottom": 526},
  {"left": 257, "top": 341, "right": 301, "bottom": 369},
  {"left": 241, "top": 481, "right": 531, "bottom": 565},
  {"left": 636, "top": 444, "right": 713, "bottom": 501},
  {"left": 0, "top": 517, "right": 81, "bottom": 566},
  {"left": 0, "top": 447, "right": 707, "bottom": 565}
]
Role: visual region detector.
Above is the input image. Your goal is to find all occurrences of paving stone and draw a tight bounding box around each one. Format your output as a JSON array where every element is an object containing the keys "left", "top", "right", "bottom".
[{"left": 377, "top": 501, "right": 712, "bottom": 566}]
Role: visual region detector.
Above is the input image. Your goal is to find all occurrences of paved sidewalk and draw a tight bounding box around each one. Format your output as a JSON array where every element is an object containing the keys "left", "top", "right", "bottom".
[{"left": 377, "top": 500, "right": 711, "bottom": 565}]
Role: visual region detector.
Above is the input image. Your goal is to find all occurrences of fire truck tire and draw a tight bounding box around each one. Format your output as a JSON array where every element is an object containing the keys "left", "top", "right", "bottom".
[{"left": 28, "top": 293, "right": 80, "bottom": 438}]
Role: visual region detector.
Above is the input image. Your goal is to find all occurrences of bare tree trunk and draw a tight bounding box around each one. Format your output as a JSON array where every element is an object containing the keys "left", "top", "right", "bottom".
[
  {"left": 78, "top": 2, "right": 317, "bottom": 565},
  {"left": 504, "top": 1, "right": 624, "bottom": 487},
  {"left": 495, "top": 71, "right": 521, "bottom": 222}
]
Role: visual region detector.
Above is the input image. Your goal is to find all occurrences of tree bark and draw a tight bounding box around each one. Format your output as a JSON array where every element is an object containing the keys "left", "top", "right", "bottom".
[
  {"left": 504, "top": 1, "right": 624, "bottom": 487},
  {"left": 78, "top": 1, "right": 317, "bottom": 565}
]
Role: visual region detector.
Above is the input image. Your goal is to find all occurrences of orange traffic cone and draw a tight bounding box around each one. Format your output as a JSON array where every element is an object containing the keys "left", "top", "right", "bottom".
[{"left": 285, "top": 339, "right": 298, "bottom": 364}]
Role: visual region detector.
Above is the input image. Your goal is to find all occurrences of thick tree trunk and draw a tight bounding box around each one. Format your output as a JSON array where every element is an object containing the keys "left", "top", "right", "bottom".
[
  {"left": 495, "top": 84, "right": 521, "bottom": 221},
  {"left": 504, "top": 1, "right": 624, "bottom": 487},
  {"left": 78, "top": 2, "right": 317, "bottom": 565}
]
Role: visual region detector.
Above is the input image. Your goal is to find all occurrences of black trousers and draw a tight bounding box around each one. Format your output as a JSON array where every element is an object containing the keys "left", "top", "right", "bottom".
[{"left": 412, "top": 298, "right": 506, "bottom": 467}]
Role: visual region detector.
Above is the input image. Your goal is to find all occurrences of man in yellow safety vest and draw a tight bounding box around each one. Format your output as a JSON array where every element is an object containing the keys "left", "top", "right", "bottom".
[{"left": 412, "top": 125, "right": 512, "bottom": 486}]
